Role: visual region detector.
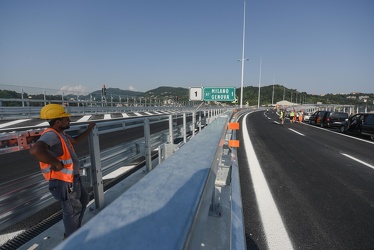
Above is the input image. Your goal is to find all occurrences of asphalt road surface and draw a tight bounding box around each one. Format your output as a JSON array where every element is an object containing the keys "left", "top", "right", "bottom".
[{"left": 237, "top": 110, "right": 374, "bottom": 250}]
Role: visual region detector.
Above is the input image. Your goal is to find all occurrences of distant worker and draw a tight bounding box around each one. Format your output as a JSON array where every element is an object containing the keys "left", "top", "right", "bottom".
[
  {"left": 289, "top": 110, "right": 295, "bottom": 123},
  {"left": 279, "top": 109, "right": 285, "bottom": 125},
  {"left": 30, "top": 104, "right": 96, "bottom": 239},
  {"left": 298, "top": 110, "right": 303, "bottom": 123}
]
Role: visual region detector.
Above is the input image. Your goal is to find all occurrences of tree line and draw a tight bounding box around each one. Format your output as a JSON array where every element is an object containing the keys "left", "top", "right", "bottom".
[{"left": 1, "top": 85, "right": 373, "bottom": 109}]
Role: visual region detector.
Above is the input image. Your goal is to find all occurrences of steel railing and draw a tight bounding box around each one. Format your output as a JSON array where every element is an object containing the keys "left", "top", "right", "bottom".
[{"left": 0, "top": 109, "right": 221, "bottom": 231}]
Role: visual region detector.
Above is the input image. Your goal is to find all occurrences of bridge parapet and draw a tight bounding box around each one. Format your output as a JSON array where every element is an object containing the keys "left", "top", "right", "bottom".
[{"left": 55, "top": 111, "right": 246, "bottom": 250}]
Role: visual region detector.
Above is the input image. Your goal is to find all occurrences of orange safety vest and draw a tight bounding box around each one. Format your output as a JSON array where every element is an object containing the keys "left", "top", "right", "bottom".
[{"left": 39, "top": 128, "right": 75, "bottom": 182}]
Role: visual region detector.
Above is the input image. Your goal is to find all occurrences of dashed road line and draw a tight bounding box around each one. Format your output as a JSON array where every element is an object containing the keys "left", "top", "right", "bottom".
[
  {"left": 341, "top": 153, "right": 374, "bottom": 170},
  {"left": 288, "top": 128, "right": 305, "bottom": 136},
  {"left": 37, "top": 121, "right": 49, "bottom": 127},
  {"left": 0, "top": 119, "right": 31, "bottom": 128},
  {"left": 77, "top": 115, "right": 92, "bottom": 122},
  {"left": 243, "top": 113, "right": 294, "bottom": 250}
]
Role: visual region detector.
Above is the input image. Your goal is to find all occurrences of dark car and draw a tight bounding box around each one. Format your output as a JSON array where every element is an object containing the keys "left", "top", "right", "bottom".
[
  {"left": 308, "top": 111, "right": 327, "bottom": 126},
  {"left": 322, "top": 111, "right": 349, "bottom": 132},
  {"left": 346, "top": 113, "right": 374, "bottom": 140},
  {"left": 309, "top": 111, "right": 349, "bottom": 131}
]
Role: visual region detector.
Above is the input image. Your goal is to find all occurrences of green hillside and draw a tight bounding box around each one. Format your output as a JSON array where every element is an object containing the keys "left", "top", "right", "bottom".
[{"left": 0, "top": 85, "right": 373, "bottom": 109}]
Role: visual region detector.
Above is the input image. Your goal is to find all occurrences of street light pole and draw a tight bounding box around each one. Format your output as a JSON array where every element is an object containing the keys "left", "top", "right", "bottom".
[
  {"left": 257, "top": 57, "right": 262, "bottom": 108},
  {"left": 240, "top": 0, "right": 247, "bottom": 109},
  {"left": 272, "top": 74, "right": 275, "bottom": 106}
]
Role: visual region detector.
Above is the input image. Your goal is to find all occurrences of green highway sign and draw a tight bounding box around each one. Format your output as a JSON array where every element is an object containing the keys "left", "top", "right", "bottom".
[{"left": 203, "top": 87, "right": 236, "bottom": 101}]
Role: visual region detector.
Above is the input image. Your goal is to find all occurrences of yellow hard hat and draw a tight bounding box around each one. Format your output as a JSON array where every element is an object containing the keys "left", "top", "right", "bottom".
[{"left": 40, "top": 104, "right": 71, "bottom": 120}]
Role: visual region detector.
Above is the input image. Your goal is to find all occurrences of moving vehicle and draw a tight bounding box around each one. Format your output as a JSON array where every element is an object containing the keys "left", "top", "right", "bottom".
[{"left": 346, "top": 113, "right": 374, "bottom": 140}]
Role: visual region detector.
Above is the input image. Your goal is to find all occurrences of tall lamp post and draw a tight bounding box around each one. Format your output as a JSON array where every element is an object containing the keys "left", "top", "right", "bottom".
[
  {"left": 239, "top": 0, "right": 247, "bottom": 108},
  {"left": 257, "top": 57, "right": 262, "bottom": 108}
]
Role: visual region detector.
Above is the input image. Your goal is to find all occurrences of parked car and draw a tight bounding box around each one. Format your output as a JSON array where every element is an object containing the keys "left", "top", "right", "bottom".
[
  {"left": 303, "top": 112, "right": 312, "bottom": 122},
  {"left": 322, "top": 112, "right": 349, "bottom": 132},
  {"left": 308, "top": 111, "right": 327, "bottom": 126},
  {"left": 346, "top": 113, "right": 374, "bottom": 140},
  {"left": 309, "top": 111, "right": 349, "bottom": 131}
]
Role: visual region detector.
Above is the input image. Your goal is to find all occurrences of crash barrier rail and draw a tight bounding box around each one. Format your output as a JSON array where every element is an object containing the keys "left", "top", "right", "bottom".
[
  {"left": 55, "top": 110, "right": 247, "bottom": 250},
  {"left": 0, "top": 109, "right": 223, "bottom": 231},
  {"left": 0, "top": 107, "right": 220, "bottom": 154},
  {"left": 0, "top": 103, "right": 201, "bottom": 120}
]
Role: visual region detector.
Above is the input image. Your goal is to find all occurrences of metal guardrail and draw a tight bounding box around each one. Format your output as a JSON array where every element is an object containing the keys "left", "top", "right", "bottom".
[
  {"left": 54, "top": 110, "right": 247, "bottom": 250},
  {"left": 0, "top": 104, "right": 201, "bottom": 120},
  {"left": 0, "top": 110, "right": 218, "bottom": 231}
]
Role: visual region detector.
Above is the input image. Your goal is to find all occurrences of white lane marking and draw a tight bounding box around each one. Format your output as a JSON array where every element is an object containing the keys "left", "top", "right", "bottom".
[
  {"left": 0, "top": 119, "right": 30, "bottom": 128},
  {"left": 134, "top": 112, "right": 142, "bottom": 116},
  {"left": 103, "top": 165, "right": 137, "bottom": 180},
  {"left": 288, "top": 128, "right": 305, "bottom": 136},
  {"left": 77, "top": 115, "right": 92, "bottom": 122},
  {"left": 243, "top": 113, "right": 294, "bottom": 249},
  {"left": 341, "top": 153, "right": 374, "bottom": 170},
  {"left": 104, "top": 114, "right": 111, "bottom": 119},
  {"left": 37, "top": 121, "right": 49, "bottom": 126},
  {"left": 122, "top": 113, "right": 129, "bottom": 118}
]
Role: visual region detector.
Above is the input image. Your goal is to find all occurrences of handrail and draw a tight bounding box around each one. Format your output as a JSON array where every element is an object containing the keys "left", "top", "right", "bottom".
[
  {"left": 0, "top": 103, "right": 221, "bottom": 120},
  {"left": 0, "top": 109, "right": 224, "bottom": 232}
]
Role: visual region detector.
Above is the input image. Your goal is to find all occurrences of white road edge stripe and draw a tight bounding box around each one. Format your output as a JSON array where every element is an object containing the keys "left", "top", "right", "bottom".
[
  {"left": 243, "top": 113, "right": 294, "bottom": 249},
  {"left": 341, "top": 153, "right": 374, "bottom": 170}
]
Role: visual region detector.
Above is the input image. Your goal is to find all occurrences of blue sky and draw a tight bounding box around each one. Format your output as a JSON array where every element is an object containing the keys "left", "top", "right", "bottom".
[{"left": 1, "top": 0, "right": 373, "bottom": 95}]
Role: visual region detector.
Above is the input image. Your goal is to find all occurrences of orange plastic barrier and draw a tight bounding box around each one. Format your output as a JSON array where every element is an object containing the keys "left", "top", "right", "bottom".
[
  {"left": 228, "top": 122, "right": 240, "bottom": 130},
  {"left": 228, "top": 140, "right": 240, "bottom": 148}
]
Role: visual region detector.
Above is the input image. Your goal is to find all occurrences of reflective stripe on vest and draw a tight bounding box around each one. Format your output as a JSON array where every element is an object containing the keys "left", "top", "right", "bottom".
[{"left": 39, "top": 128, "right": 75, "bottom": 183}]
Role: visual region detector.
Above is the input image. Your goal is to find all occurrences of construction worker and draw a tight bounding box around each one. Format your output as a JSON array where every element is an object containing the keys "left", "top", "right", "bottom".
[
  {"left": 30, "top": 104, "right": 96, "bottom": 239},
  {"left": 298, "top": 110, "right": 303, "bottom": 123},
  {"left": 289, "top": 109, "right": 295, "bottom": 123},
  {"left": 279, "top": 109, "right": 285, "bottom": 125}
]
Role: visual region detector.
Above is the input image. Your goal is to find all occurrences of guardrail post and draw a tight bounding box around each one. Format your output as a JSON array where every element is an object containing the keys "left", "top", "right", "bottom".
[
  {"left": 144, "top": 118, "right": 152, "bottom": 171},
  {"left": 192, "top": 111, "right": 196, "bottom": 137},
  {"left": 168, "top": 114, "right": 174, "bottom": 143},
  {"left": 199, "top": 112, "right": 202, "bottom": 132},
  {"left": 88, "top": 125, "right": 104, "bottom": 209},
  {"left": 183, "top": 113, "right": 187, "bottom": 143}
]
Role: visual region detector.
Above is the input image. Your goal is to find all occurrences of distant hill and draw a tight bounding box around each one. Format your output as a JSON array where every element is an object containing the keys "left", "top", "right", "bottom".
[
  {"left": 241, "top": 84, "right": 373, "bottom": 107},
  {"left": 144, "top": 86, "right": 188, "bottom": 98},
  {"left": 90, "top": 88, "right": 143, "bottom": 97},
  {"left": 0, "top": 85, "right": 372, "bottom": 109}
]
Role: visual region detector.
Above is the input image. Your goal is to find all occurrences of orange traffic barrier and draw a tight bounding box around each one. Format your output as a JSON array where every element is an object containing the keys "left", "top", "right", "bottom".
[
  {"left": 228, "top": 140, "right": 240, "bottom": 148},
  {"left": 228, "top": 122, "right": 240, "bottom": 130}
]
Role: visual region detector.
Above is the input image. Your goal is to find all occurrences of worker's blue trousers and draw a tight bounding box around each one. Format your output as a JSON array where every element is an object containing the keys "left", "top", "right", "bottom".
[{"left": 49, "top": 175, "right": 89, "bottom": 237}]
